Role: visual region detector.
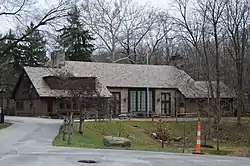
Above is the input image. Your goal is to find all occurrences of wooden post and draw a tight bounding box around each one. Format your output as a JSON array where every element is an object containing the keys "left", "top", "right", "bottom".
[
  {"left": 68, "top": 112, "right": 73, "bottom": 145},
  {"left": 62, "top": 117, "right": 67, "bottom": 141}
]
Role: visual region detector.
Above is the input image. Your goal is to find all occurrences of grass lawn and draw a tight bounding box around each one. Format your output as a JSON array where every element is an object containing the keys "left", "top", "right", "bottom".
[
  {"left": 0, "top": 123, "right": 11, "bottom": 130},
  {"left": 53, "top": 118, "right": 250, "bottom": 157}
]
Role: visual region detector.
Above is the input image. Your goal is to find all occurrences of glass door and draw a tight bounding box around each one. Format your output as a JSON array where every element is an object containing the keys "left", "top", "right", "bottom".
[{"left": 161, "top": 92, "right": 171, "bottom": 115}]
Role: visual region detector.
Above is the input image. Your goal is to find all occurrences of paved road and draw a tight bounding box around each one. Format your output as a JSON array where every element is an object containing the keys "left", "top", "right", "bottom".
[{"left": 0, "top": 116, "right": 250, "bottom": 166}]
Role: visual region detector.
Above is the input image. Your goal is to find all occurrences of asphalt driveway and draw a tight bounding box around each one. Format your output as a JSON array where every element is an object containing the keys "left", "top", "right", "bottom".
[{"left": 0, "top": 116, "right": 250, "bottom": 166}]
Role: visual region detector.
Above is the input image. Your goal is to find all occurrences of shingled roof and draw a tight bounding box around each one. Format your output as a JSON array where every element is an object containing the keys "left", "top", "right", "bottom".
[
  {"left": 191, "top": 81, "right": 235, "bottom": 98},
  {"left": 22, "top": 61, "right": 235, "bottom": 98},
  {"left": 23, "top": 67, "right": 112, "bottom": 98}
]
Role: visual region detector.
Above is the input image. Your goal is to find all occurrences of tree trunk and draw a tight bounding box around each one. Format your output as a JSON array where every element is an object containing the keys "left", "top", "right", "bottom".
[
  {"left": 207, "top": 111, "right": 211, "bottom": 139},
  {"left": 236, "top": 61, "right": 243, "bottom": 125},
  {"left": 182, "top": 118, "right": 186, "bottom": 153},
  {"left": 6, "top": 97, "right": 9, "bottom": 114},
  {"left": 204, "top": 118, "right": 207, "bottom": 146},
  {"left": 62, "top": 117, "right": 67, "bottom": 141},
  {"left": 216, "top": 123, "right": 220, "bottom": 151},
  {"left": 79, "top": 107, "right": 84, "bottom": 134},
  {"left": 68, "top": 112, "right": 73, "bottom": 145},
  {"left": 214, "top": 26, "right": 221, "bottom": 124},
  {"left": 133, "top": 46, "right": 137, "bottom": 64},
  {"left": 95, "top": 110, "right": 98, "bottom": 121},
  {"left": 119, "top": 121, "right": 122, "bottom": 137},
  {"left": 109, "top": 103, "right": 112, "bottom": 121}
]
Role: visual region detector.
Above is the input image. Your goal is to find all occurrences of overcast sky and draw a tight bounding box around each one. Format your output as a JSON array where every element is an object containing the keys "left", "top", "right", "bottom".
[
  {"left": 0, "top": 0, "right": 174, "bottom": 34},
  {"left": 141, "top": 0, "right": 170, "bottom": 7}
]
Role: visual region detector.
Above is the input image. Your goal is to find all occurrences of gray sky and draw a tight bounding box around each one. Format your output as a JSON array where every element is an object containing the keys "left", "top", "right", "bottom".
[
  {"left": 141, "top": 0, "right": 170, "bottom": 7},
  {"left": 0, "top": 0, "right": 173, "bottom": 34}
]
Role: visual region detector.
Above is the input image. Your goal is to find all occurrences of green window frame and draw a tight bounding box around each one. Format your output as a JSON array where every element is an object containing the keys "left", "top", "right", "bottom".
[{"left": 129, "top": 89, "right": 153, "bottom": 112}]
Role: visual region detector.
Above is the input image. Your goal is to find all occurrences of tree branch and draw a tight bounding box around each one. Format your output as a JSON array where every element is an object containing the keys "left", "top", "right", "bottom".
[{"left": 0, "top": 0, "right": 26, "bottom": 16}]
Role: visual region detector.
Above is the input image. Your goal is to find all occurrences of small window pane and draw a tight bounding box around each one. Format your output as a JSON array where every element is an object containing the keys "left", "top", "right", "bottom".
[
  {"left": 161, "top": 93, "right": 170, "bottom": 101},
  {"left": 130, "top": 91, "right": 136, "bottom": 112},
  {"left": 166, "top": 104, "right": 170, "bottom": 114},
  {"left": 73, "top": 104, "right": 76, "bottom": 110},
  {"left": 137, "top": 91, "right": 141, "bottom": 111},
  {"left": 59, "top": 103, "right": 64, "bottom": 109},
  {"left": 161, "top": 103, "right": 165, "bottom": 114},
  {"left": 66, "top": 103, "right": 71, "bottom": 109},
  {"left": 149, "top": 91, "right": 153, "bottom": 112},
  {"left": 165, "top": 94, "right": 170, "bottom": 101},
  {"left": 16, "top": 101, "right": 24, "bottom": 109},
  {"left": 141, "top": 91, "right": 146, "bottom": 112},
  {"left": 161, "top": 93, "right": 165, "bottom": 100}
]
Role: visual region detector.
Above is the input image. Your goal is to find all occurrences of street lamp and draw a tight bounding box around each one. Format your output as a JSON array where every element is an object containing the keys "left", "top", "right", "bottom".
[{"left": 146, "top": 44, "right": 151, "bottom": 117}]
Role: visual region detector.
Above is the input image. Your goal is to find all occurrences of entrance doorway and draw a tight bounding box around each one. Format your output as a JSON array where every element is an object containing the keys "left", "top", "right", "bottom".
[
  {"left": 47, "top": 99, "right": 53, "bottom": 113},
  {"left": 161, "top": 92, "right": 171, "bottom": 115},
  {"left": 111, "top": 92, "right": 121, "bottom": 117}
]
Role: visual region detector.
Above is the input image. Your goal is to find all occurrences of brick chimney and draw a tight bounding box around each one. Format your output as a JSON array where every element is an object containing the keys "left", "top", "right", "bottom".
[{"left": 51, "top": 50, "right": 65, "bottom": 68}]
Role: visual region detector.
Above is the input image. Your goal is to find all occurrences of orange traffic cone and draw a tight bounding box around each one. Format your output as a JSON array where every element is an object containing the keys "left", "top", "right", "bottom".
[{"left": 192, "top": 121, "right": 204, "bottom": 154}]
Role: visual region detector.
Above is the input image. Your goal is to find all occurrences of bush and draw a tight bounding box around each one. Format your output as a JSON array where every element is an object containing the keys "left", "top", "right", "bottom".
[
  {"left": 156, "top": 122, "right": 172, "bottom": 141},
  {"left": 149, "top": 112, "right": 157, "bottom": 117},
  {"left": 127, "top": 112, "right": 156, "bottom": 118},
  {"left": 47, "top": 112, "right": 59, "bottom": 119},
  {"left": 136, "top": 112, "right": 146, "bottom": 118}
]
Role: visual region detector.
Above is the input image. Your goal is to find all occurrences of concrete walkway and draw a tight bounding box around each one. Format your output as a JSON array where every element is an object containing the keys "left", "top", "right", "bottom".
[{"left": 0, "top": 116, "right": 250, "bottom": 166}]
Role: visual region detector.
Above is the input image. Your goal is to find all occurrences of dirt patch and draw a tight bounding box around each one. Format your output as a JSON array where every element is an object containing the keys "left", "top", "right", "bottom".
[
  {"left": 231, "top": 147, "right": 250, "bottom": 157},
  {"left": 207, "top": 123, "right": 250, "bottom": 146}
]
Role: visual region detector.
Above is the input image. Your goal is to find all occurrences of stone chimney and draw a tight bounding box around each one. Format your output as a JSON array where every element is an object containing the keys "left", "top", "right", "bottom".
[{"left": 51, "top": 50, "right": 65, "bottom": 68}]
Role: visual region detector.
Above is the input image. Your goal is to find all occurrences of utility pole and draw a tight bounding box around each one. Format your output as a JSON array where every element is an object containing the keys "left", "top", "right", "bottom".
[{"left": 146, "top": 46, "right": 150, "bottom": 117}]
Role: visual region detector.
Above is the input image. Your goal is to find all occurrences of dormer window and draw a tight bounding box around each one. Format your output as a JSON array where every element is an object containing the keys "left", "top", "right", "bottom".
[{"left": 43, "top": 76, "right": 96, "bottom": 91}]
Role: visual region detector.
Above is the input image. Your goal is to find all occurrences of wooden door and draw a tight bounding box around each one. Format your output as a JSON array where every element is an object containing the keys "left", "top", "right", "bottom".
[
  {"left": 47, "top": 99, "right": 53, "bottom": 113},
  {"left": 111, "top": 92, "right": 121, "bottom": 117}
]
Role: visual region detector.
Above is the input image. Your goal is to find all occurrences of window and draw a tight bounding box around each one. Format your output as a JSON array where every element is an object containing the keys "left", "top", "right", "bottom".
[
  {"left": 22, "top": 91, "right": 29, "bottom": 95},
  {"left": 73, "top": 103, "right": 77, "bottom": 110},
  {"left": 111, "top": 92, "right": 121, "bottom": 115},
  {"left": 16, "top": 101, "right": 24, "bottom": 110},
  {"left": 221, "top": 100, "right": 230, "bottom": 112},
  {"left": 59, "top": 103, "right": 65, "bottom": 109},
  {"left": 198, "top": 100, "right": 205, "bottom": 112},
  {"left": 148, "top": 92, "right": 153, "bottom": 112},
  {"left": 137, "top": 91, "right": 146, "bottom": 112},
  {"left": 161, "top": 92, "right": 171, "bottom": 114},
  {"left": 59, "top": 101, "right": 72, "bottom": 109},
  {"left": 130, "top": 91, "right": 137, "bottom": 112},
  {"left": 66, "top": 103, "right": 71, "bottom": 109},
  {"left": 129, "top": 89, "right": 153, "bottom": 112}
]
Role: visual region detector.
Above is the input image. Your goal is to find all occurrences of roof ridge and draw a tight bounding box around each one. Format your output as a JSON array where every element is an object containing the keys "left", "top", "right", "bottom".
[
  {"left": 65, "top": 61, "right": 178, "bottom": 68},
  {"left": 19, "top": 62, "right": 235, "bottom": 98}
]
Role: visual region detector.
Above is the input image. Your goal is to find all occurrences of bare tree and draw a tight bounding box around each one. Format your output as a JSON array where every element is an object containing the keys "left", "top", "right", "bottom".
[
  {"left": 136, "top": 11, "right": 174, "bottom": 65},
  {"left": 53, "top": 67, "right": 113, "bottom": 138},
  {"left": 82, "top": 0, "right": 160, "bottom": 64},
  {"left": 173, "top": 0, "right": 206, "bottom": 79},
  {"left": 223, "top": 0, "right": 250, "bottom": 125},
  {"left": 0, "top": 0, "right": 72, "bottom": 54},
  {"left": 0, "top": 0, "right": 27, "bottom": 17},
  {"left": 173, "top": 0, "right": 229, "bottom": 151},
  {"left": 116, "top": 2, "right": 159, "bottom": 63},
  {"left": 82, "top": 0, "right": 127, "bottom": 62}
]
